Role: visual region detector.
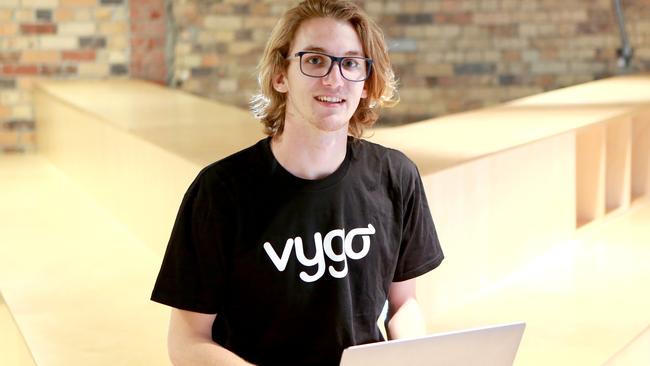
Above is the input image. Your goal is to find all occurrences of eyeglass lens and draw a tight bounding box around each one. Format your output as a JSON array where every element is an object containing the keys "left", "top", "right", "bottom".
[{"left": 300, "top": 53, "right": 369, "bottom": 81}]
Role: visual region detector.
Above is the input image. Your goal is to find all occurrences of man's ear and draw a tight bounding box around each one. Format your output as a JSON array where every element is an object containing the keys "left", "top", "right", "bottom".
[{"left": 273, "top": 72, "right": 288, "bottom": 93}]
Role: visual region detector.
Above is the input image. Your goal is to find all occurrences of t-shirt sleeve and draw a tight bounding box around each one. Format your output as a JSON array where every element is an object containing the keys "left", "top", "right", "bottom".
[
  {"left": 150, "top": 168, "right": 230, "bottom": 314},
  {"left": 392, "top": 158, "right": 444, "bottom": 282}
]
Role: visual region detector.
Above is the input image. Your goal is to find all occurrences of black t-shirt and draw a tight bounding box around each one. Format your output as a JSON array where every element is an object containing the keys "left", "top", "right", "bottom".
[{"left": 151, "top": 137, "right": 444, "bottom": 366}]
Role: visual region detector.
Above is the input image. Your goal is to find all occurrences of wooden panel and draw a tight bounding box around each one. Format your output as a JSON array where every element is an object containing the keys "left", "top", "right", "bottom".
[
  {"left": 603, "top": 325, "right": 650, "bottom": 366},
  {"left": 423, "top": 198, "right": 650, "bottom": 366},
  {"left": 35, "top": 80, "right": 264, "bottom": 168},
  {"left": 576, "top": 124, "right": 606, "bottom": 226},
  {"left": 506, "top": 74, "right": 650, "bottom": 107},
  {"left": 26, "top": 76, "right": 650, "bottom": 366},
  {"left": 0, "top": 292, "right": 36, "bottom": 366},
  {"left": 370, "top": 105, "right": 630, "bottom": 176},
  {"left": 631, "top": 110, "right": 650, "bottom": 200},
  {"left": 34, "top": 89, "right": 200, "bottom": 256},
  {"left": 606, "top": 117, "right": 632, "bottom": 212},
  {"left": 0, "top": 156, "right": 171, "bottom": 366},
  {"left": 417, "top": 132, "right": 576, "bottom": 316}
]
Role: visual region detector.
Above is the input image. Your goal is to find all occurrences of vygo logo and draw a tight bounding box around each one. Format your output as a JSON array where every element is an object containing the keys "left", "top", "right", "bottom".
[{"left": 263, "top": 224, "right": 376, "bottom": 283}]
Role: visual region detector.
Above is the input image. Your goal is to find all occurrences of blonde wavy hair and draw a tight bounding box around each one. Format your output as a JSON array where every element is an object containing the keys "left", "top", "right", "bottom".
[{"left": 250, "top": 0, "right": 399, "bottom": 138}]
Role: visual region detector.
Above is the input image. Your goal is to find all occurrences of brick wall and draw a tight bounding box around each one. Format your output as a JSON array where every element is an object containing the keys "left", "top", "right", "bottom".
[
  {"left": 2, "top": 0, "right": 649, "bottom": 153},
  {"left": 171, "top": 0, "right": 650, "bottom": 125},
  {"left": 0, "top": 0, "right": 169, "bottom": 153},
  {"left": 130, "top": 0, "right": 169, "bottom": 84}
]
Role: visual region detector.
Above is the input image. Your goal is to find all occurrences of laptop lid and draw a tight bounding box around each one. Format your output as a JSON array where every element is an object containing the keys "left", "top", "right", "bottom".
[{"left": 339, "top": 322, "right": 526, "bottom": 366}]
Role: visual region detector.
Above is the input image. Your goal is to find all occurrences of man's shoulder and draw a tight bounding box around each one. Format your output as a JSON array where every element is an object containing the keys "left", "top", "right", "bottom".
[
  {"left": 195, "top": 138, "right": 269, "bottom": 187},
  {"left": 352, "top": 137, "right": 417, "bottom": 172}
]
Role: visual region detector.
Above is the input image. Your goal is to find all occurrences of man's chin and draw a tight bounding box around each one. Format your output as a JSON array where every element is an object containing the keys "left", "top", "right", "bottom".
[{"left": 312, "top": 118, "right": 350, "bottom": 133}]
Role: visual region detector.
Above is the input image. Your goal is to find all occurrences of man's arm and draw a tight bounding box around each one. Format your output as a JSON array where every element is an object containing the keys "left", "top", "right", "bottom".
[
  {"left": 385, "top": 278, "right": 427, "bottom": 339},
  {"left": 168, "top": 308, "right": 255, "bottom": 366}
]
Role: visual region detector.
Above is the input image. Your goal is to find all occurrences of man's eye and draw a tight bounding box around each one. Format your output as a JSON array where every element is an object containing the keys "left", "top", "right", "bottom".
[
  {"left": 342, "top": 59, "right": 360, "bottom": 69},
  {"left": 306, "top": 56, "right": 324, "bottom": 65}
]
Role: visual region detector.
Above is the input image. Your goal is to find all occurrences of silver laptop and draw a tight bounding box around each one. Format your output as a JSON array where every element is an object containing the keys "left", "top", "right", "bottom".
[{"left": 340, "top": 322, "right": 526, "bottom": 366}]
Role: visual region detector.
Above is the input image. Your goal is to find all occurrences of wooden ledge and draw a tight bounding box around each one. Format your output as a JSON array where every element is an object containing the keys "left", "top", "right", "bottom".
[{"left": 0, "top": 292, "right": 35, "bottom": 366}]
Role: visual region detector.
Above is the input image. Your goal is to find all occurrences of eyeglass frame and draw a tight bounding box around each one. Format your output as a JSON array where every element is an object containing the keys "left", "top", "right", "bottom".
[{"left": 287, "top": 51, "right": 374, "bottom": 82}]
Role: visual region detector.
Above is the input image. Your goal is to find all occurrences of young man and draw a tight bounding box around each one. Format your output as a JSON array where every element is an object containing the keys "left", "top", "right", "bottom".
[{"left": 151, "top": 1, "right": 443, "bottom": 365}]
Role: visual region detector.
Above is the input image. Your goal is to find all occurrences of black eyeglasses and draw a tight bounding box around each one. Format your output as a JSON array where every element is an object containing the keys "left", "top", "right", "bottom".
[{"left": 288, "top": 51, "right": 373, "bottom": 82}]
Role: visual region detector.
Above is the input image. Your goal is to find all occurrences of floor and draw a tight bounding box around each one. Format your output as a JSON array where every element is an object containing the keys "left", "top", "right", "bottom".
[
  {"left": 0, "top": 155, "right": 171, "bottom": 366},
  {"left": 1, "top": 153, "right": 649, "bottom": 365}
]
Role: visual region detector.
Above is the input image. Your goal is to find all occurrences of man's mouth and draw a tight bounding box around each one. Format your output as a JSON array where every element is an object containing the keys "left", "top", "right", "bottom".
[{"left": 315, "top": 96, "right": 345, "bottom": 104}]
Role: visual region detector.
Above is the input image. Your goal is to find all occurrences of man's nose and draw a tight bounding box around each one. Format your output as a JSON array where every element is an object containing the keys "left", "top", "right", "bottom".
[{"left": 322, "top": 62, "right": 344, "bottom": 87}]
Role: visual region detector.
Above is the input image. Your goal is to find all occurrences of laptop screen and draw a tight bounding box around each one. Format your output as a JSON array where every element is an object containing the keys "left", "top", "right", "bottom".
[{"left": 340, "top": 322, "right": 526, "bottom": 366}]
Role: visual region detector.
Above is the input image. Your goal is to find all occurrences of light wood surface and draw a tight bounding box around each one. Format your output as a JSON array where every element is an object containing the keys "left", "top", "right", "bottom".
[
  {"left": 5, "top": 74, "right": 647, "bottom": 365},
  {"left": 36, "top": 79, "right": 264, "bottom": 167},
  {"left": 576, "top": 124, "right": 606, "bottom": 225},
  {"left": 417, "top": 132, "right": 576, "bottom": 312},
  {"left": 604, "top": 325, "right": 650, "bottom": 366},
  {"left": 35, "top": 85, "right": 203, "bottom": 255},
  {"left": 605, "top": 116, "right": 632, "bottom": 213},
  {"left": 36, "top": 77, "right": 650, "bottom": 176},
  {"left": 631, "top": 113, "right": 650, "bottom": 199},
  {"left": 0, "top": 156, "right": 170, "bottom": 366},
  {"left": 505, "top": 74, "right": 650, "bottom": 107},
  {"left": 0, "top": 292, "right": 36, "bottom": 366},
  {"left": 369, "top": 105, "right": 634, "bottom": 175},
  {"left": 2, "top": 154, "right": 649, "bottom": 365},
  {"left": 35, "top": 80, "right": 266, "bottom": 256},
  {"left": 426, "top": 198, "right": 650, "bottom": 366}
]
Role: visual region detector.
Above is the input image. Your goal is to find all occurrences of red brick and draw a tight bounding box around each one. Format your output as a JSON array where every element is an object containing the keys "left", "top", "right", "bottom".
[
  {"left": 149, "top": 37, "right": 165, "bottom": 48},
  {"left": 0, "top": 106, "right": 10, "bottom": 118},
  {"left": 2, "top": 146, "right": 27, "bottom": 153},
  {"left": 0, "top": 52, "right": 21, "bottom": 63},
  {"left": 143, "top": 66, "right": 166, "bottom": 81},
  {"left": 130, "top": 0, "right": 166, "bottom": 20},
  {"left": 144, "top": 51, "right": 165, "bottom": 64},
  {"left": 541, "top": 48, "right": 559, "bottom": 60},
  {"left": 503, "top": 50, "right": 521, "bottom": 62},
  {"left": 54, "top": 9, "right": 74, "bottom": 21},
  {"left": 131, "top": 21, "right": 166, "bottom": 35},
  {"left": 250, "top": 3, "right": 269, "bottom": 16},
  {"left": 0, "top": 130, "right": 19, "bottom": 146},
  {"left": 147, "top": 79, "right": 166, "bottom": 86},
  {"left": 62, "top": 50, "right": 96, "bottom": 61},
  {"left": 131, "top": 36, "right": 165, "bottom": 51},
  {"left": 20, "top": 23, "right": 57, "bottom": 35},
  {"left": 20, "top": 50, "right": 60, "bottom": 63},
  {"left": 130, "top": 5, "right": 156, "bottom": 20},
  {"left": 2, "top": 65, "right": 39, "bottom": 75},
  {"left": 61, "top": 0, "right": 96, "bottom": 6},
  {"left": 437, "top": 77, "right": 455, "bottom": 87},
  {"left": 440, "top": 0, "right": 462, "bottom": 12},
  {"left": 487, "top": 25, "right": 518, "bottom": 37},
  {"left": 536, "top": 75, "right": 556, "bottom": 88},
  {"left": 4, "top": 119, "right": 35, "bottom": 130},
  {"left": 0, "top": 24, "right": 18, "bottom": 36},
  {"left": 129, "top": 62, "right": 144, "bottom": 74},
  {"left": 131, "top": 37, "right": 145, "bottom": 48},
  {"left": 435, "top": 13, "right": 472, "bottom": 25},
  {"left": 20, "top": 131, "right": 36, "bottom": 146},
  {"left": 131, "top": 0, "right": 164, "bottom": 6},
  {"left": 40, "top": 65, "right": 78, "bottom": 76},
  {"left": 149, "top": 9, "right": 162, "bottom": 20},
  {"left": 202, "top": 54, "right": 220, "bottom": 67}
]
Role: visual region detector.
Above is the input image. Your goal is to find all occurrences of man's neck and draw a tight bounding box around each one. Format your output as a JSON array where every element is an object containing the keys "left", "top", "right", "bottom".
[{"left": 270, "top": 122, "right": 348, "bottom": 180}]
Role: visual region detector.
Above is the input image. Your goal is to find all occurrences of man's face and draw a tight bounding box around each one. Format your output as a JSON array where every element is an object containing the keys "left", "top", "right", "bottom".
[{"left": 274, "top": 17, "right": 368, "bottom": 133}]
